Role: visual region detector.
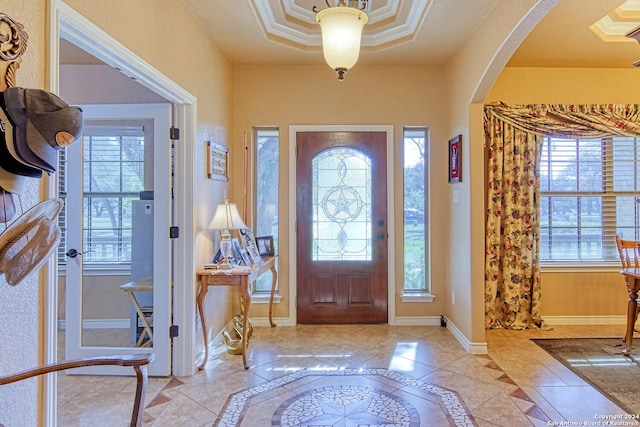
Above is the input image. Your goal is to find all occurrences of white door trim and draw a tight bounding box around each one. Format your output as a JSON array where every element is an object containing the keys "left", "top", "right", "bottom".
[
  {"left": 64, "top": 103, "right": 172, "bottom": 375},
  {"left": 46, "top": 1, "right": 198, "bottom": 424},
  {"left": 288, "top": 125, "right": 396, "bottom": 327}
]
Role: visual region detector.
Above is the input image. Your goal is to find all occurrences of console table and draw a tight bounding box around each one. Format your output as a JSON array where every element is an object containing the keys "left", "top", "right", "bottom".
[{"left": 196, "top": 256, "right": 277, "bottom": 370}]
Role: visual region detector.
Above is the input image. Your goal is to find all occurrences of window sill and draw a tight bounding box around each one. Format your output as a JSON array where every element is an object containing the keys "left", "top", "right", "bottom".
[
  {"left": 540, "top": 262, "right": 621, "bottom": 273},
  {"left": 57, "top": 265, "right": 132, "bottom": 276},
  {"left": 250, "top": 293, "right": 282, "bottom": 304},
  {"left": 401, "top": 293, "right": 435, "bottom": 303}
]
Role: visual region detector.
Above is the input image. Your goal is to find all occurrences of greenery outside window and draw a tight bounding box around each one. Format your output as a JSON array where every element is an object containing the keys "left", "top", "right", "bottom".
[
  {"left": 540, "top": 136, "right": 640, "bottom": 263},
  {"left": 403, "top": 128, "right": 430, "bottom": 297},
  {"left": 254, "top": 128, "right": 279, "bottom": 293},
  {"left": 58, "top": 125, "right": 145, "bottom": 268}
]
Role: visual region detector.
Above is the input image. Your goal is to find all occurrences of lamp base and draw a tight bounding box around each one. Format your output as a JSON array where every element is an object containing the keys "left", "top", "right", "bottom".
[{"left": 218, "top": 259, "right": 233, "bottom": 269}]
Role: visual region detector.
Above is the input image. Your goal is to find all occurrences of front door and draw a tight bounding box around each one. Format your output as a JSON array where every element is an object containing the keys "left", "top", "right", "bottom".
[{"left": 296, "top": 131, "right": 388, "bottom": 324}]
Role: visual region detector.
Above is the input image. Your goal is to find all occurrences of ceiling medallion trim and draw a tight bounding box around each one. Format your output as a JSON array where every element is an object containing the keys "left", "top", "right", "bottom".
[
  {"left": 590, "top": 0, "right": 640, "bottom": 43},
  {"left": 250, "top": 0, "right": 430, "bottom": 49}
]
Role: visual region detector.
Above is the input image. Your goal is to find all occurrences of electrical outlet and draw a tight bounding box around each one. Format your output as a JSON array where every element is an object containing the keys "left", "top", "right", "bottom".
[{"left": 452, "top": 290, "right": 455, "bottom": 304}]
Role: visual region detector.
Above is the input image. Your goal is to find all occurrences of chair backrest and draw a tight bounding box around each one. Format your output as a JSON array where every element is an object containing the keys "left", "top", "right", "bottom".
[{"left": 615, "top": 234, "right": 640, "bottom": 269}]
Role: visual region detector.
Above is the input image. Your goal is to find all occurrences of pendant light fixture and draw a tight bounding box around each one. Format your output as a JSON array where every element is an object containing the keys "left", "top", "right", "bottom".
[{"left": 314, "top": 0, "right": 368, "bottom": 81}]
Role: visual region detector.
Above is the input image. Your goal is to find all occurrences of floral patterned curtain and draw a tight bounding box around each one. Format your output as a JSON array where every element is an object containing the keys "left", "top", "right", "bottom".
[{"left": 484, "top": 103, "right": 640, "bottom": 329}]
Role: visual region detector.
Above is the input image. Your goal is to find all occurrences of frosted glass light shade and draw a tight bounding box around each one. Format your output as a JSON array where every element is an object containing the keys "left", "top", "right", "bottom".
[
  {"left": 316, "top": 7, "right": 368, "bottom": 79},
  {"left": 208, "top": 201, "right": 247, "bottom": 231}
]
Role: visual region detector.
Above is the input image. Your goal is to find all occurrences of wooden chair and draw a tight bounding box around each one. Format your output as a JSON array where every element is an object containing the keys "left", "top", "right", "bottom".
[
  {"left": 0, "top": 353, "right": 154, "bottom": 427},
  {"left": 615, "top": 234, "right": 640, "bottom": 334},
  {"left": 616, "top": 234, "right": 640, "bottom": 269}
]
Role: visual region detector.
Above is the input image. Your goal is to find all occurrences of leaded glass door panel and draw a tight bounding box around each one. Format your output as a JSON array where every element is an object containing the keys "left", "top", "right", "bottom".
[{"left": 296, "top": 131, "right": 388, "bottom": 323}]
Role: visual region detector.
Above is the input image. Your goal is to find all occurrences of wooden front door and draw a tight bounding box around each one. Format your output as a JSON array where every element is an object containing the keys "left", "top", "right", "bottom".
[{"left": 296, "top": 131, "right": 388, "bottom": 324}]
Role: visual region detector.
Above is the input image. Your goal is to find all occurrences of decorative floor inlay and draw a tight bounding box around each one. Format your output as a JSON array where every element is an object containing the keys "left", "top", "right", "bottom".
[
  {"left": 273, "top": 385, "right": 420, "bottom": 426},
  {"left": 213, "top": 368, "right": 475, "bottom": 427}
]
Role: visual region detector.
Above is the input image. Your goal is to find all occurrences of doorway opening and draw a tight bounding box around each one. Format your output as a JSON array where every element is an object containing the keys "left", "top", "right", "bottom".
[{"left": 45, "top": 1, "right": 197, "bottom": 423}]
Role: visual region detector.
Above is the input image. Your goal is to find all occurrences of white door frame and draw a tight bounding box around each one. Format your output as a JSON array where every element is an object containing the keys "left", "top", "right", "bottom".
[
  {"left": 64, "top": 103, "right": 172, "bottom": 375},
  {"left": 288, "top": 125, "right": 396, "bottom": 326},
  {"left": 45, "top": 1, "right": 198, "bottom": 424}
]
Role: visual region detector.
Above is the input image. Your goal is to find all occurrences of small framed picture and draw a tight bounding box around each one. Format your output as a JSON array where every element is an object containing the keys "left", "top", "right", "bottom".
[
  {"left": 240, "top": 249, "right": 253, "bottom": 266},
  {"left": 240, "top": 228, "right": 262, "bottom": 263},
  {"left": 256, "top": 236, "right": 275, "bottom": 256},
  {"left": 448, "top": 135, "right": 462, "bottom": 183},
  {"left": 231, "top": 238, "right": 242, "bottom": 264}
]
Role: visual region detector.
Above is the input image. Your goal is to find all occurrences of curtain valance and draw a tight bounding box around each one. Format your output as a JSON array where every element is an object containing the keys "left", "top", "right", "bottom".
[{"left": 485, "top": 102, "right": 640, "bottom": 139}]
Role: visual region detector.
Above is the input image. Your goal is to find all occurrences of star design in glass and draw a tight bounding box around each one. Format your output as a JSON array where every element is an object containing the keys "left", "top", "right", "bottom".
[{"left": 327, "top": 189, "right": 357, "bottom": 218}]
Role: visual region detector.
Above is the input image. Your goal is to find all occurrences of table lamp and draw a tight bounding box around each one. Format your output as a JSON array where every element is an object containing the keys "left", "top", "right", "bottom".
[{"left": 208, "top": 199, "right": 247, "bottom": 269}]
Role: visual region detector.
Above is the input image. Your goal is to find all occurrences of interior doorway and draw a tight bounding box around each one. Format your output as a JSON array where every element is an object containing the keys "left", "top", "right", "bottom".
[{"left": 45, "top": 1, "right": 198, "bottom": 423}]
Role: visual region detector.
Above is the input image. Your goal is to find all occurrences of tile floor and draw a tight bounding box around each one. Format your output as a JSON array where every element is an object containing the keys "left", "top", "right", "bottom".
[{"left": 57, "top": 324, "right": 640, "bottom": 426}]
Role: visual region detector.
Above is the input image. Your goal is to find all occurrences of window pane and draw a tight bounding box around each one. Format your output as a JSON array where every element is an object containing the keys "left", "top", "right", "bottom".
[
  {"left": 540, "top": 136, "right": 640, "bottom": 262},
  {"left": 403, "top": 128, "right": 427, "bottom": 292},
  {"left": 58, "top": 126, "right": 145, "bottom": 266},
  {"left": 312, "top": 147, "right": 371, "bottom": 261},
  {"left": 255, "top": 128, "right": 279, "bottom": 292}
]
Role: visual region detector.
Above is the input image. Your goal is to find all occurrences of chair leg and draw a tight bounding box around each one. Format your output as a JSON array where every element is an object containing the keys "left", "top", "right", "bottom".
[{"left": 129, "top": 364, "right": 149, "bottom": 427}]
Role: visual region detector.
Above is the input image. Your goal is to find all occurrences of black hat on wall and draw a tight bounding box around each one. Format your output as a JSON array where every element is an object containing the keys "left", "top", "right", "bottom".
[{"left": 1, "top": 87, "right": 83, "bottom": 174}]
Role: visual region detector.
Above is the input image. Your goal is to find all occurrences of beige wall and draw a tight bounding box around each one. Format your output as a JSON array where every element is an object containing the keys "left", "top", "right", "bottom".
[
  {"left": 233, "top": 64, "right": 450, "bottom": 321},
  {"left": 0, "top": 3, "right": 47, "bottom": 426},
  {"left": 486, "top": 66, "right": 640, "bottom": 321},
  {"left": 441, "top": 0, "right": 553, "bottom": 345}
]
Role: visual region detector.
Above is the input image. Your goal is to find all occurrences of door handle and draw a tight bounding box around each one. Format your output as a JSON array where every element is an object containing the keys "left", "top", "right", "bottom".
[{"left": 65, "top": 248, "right": 91, "bottom": 258}]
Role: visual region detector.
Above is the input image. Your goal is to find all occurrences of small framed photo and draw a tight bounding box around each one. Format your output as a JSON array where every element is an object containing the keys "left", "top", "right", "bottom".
[
  {"left": 240, "top": 249, "right": 253, "bottom": 266},
  {"left": 231, "top": 238, "right": 242, "bottom": 264},
  {"left": 256, "top": 236, "right": 275, "bottom": 256},
  {"left": 213, "top": 249, "right": 222, "bottom": 263},
  {"left": 240, "top": 228, "right": 262, "bottom": 263},
  {"left": 448, "top": 135, "right": 462, "bottom": 183}
]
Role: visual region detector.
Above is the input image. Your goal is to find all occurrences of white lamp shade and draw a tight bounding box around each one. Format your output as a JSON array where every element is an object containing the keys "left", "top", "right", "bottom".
[
  {"left": 316, "top": 7, "right": 368, "bottom": 71},
  {"left": 208, "top": 202, "right": 247, "bottom": 231}
]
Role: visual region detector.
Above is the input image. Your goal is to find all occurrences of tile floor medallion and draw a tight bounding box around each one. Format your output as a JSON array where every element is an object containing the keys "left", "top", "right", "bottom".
[{"left": 214, "top": 368, "right": 475, "bottom": 427}]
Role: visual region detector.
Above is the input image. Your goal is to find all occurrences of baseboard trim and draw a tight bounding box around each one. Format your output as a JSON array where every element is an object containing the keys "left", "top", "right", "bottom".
[
  {"left": 251, "top": 317, "right": 296, "bottom": 327},
  {"left": 392, "top": 316, "right": 442, "bottom": 326},
  {"left": 542, "top": 315, "right": 626, "bottom": 325},
  {"left": 446, "top": 318, "right": 488, "bottom": 354},
  {"left": 58, "top": 319, "right": 130, "bottom": 330}
]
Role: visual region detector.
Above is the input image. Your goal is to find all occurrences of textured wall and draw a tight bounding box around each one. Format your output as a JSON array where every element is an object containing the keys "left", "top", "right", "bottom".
[{"left": 0, "top": 3, "right": 46, "bottom": 426}]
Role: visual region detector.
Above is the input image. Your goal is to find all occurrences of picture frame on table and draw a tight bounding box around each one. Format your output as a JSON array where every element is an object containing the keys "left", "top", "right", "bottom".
[
  {"left": 240, "top": 228, "right": 262, "bottom": 263},
  {"left": 448, "top": 135, "right": 462, "bottom": 183},
  {"left": 213, "top": 249, "right": 222, "bottom": 263},
  {"left": 256, "top": 236, "right": 275, "bottom": 257},
  {"left": 240, "top": 249, "right": 253, "bottom": 266},
  {"left": 231, "top": 238, "right": 242, "bottom": 264}
]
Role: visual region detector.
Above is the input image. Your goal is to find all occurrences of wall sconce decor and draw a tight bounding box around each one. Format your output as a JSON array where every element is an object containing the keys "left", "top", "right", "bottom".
[{"left": 314, "top": 0, "right": 368, "bottom": 81}]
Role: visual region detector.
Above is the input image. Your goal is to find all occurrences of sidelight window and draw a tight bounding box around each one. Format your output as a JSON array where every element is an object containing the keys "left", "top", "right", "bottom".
[{"left": 403, "top": 128, "right": 429, "bottom": 293}]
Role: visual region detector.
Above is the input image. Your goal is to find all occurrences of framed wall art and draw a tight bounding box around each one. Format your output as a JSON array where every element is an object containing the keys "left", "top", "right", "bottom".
[
  {"left": 206, "top": 141, "right": 229, "bottom": 181},
  {"left": 448, "top": 135, "right": 462, "bottom": 183}
]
